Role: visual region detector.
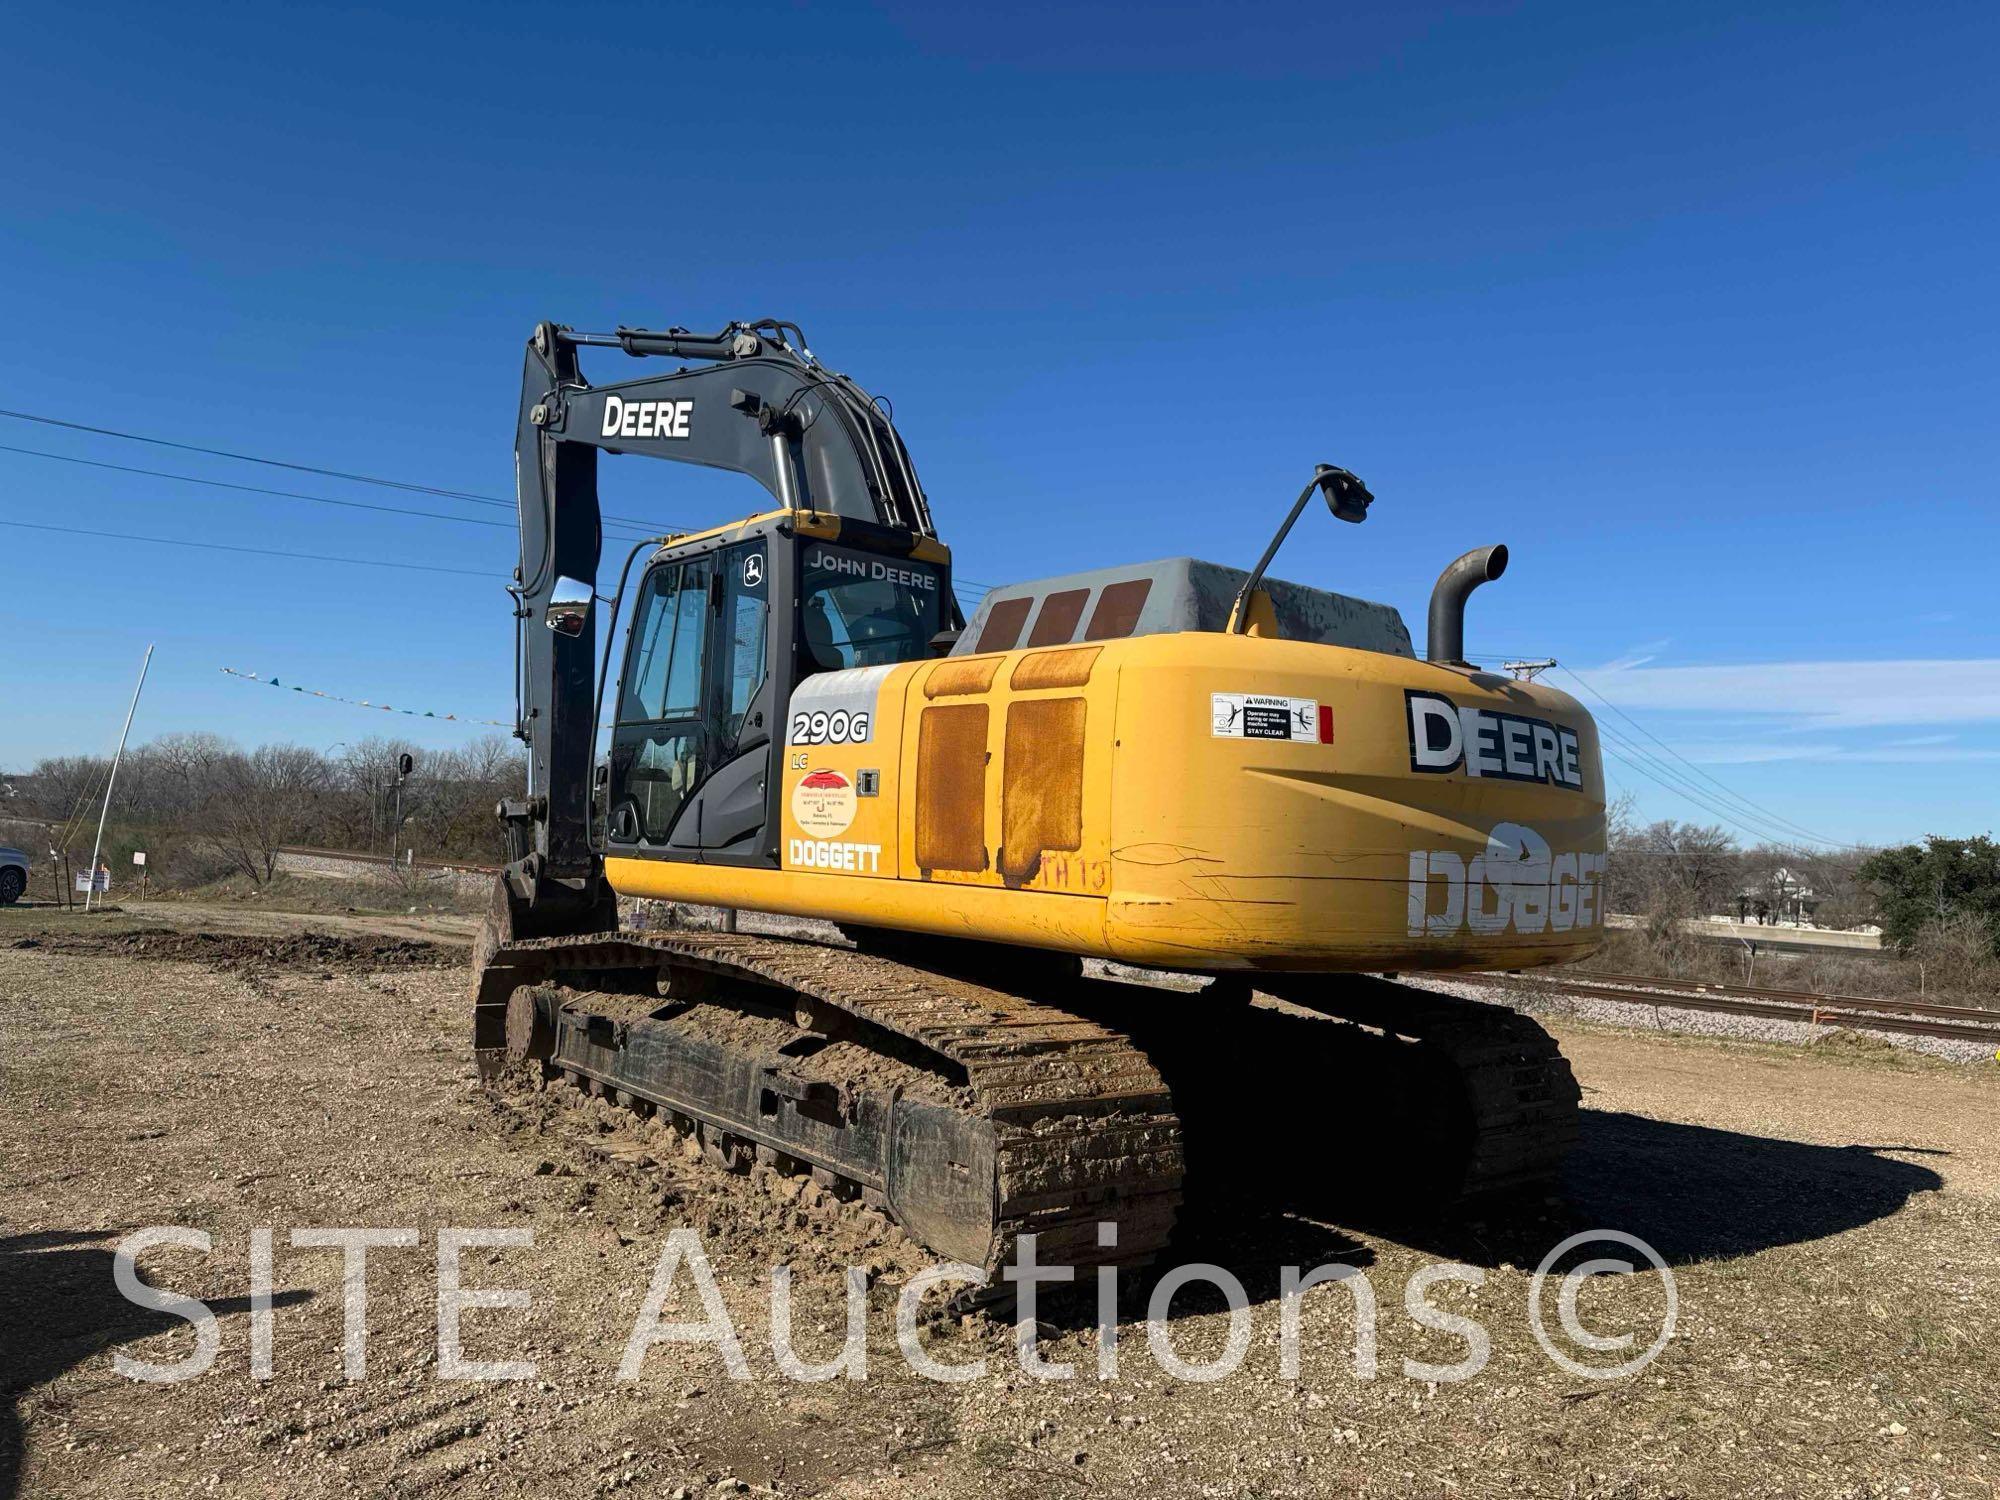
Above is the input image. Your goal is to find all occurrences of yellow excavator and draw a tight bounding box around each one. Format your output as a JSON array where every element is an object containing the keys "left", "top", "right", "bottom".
[{"left": 473, "top": 319, "right": 1606, "bottom": 1277}]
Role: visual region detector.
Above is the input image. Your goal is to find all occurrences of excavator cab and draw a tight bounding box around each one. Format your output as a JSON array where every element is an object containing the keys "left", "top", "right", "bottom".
[
  {"left": 496, "top": 318, "right": 943, "bottom": 932},
  {"left": 598, "top": 512, "right": 951, "bottom": 867}
]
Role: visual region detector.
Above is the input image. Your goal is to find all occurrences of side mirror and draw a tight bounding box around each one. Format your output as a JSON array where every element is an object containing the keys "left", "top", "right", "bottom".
[
  {"left": 1316, "top": 465, "right": 1373, "bottom": 524},
  {"left": 1227, "top": 463, "right": 1375, "bottom": 633},
  {"left": 545, "top": 575, "right": 592, "bottom": 637}
]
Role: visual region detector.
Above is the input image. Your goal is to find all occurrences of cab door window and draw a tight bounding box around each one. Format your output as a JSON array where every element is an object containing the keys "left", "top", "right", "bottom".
[
  {"left": 610, "top": 560, "right": 711, "bottom": 844},
  {"left": 621, "top": 562, "right": 710, "bottom": 722},
  {"left": 720, "top": 546, "right": 768, "bottom": 743}
]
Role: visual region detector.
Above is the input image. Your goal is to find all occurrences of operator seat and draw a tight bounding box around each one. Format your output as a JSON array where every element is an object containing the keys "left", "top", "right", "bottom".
[{"left": 802, "top": 596, "right": 843, "bottom": 674}]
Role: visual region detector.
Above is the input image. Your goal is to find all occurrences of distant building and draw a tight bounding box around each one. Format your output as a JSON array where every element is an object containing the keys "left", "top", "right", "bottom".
[{"left": 1736, "top": 866, "right": 1817, "bottom": 925}]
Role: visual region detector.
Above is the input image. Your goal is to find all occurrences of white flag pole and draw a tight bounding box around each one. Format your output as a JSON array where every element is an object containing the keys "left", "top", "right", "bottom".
[{"left": 84, "top": 644, "right": 155, "bottom": 913}]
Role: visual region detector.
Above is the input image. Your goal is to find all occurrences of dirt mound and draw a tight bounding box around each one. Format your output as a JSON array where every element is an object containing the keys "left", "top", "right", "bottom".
[{"left": 5, "top": 926, "right": 466, "bottom": 971}]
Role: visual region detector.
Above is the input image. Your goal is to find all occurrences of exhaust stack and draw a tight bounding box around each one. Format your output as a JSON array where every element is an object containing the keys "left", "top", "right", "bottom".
[{"left": 1426, "top": 544, "right": 1508, "bottom": 665}]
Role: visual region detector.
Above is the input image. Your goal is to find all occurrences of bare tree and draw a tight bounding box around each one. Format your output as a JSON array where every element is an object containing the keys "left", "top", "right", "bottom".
[
  {"left": 22, "top": 755, "right": 112, "bottom": 832},
  {"left": 1602, "top": 819, "right": 1740, "bottom": 973},
  {"left": 421, "top": 736, "right": 525, "bottom": 859},
  {"left": 24, "top": 726, "right": 524, "bottom": 888},
  {"left": 170, "top": 742, "right": 331, "bottom": 884},
  {"left": 1908, "top": 911, "right": 1999, "bottom": 998},
  {"left": 1607, "top": 818, "right": 1739, "bottom": 919}
]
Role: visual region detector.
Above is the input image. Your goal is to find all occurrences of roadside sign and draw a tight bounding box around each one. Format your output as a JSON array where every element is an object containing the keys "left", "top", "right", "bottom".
[
  {"left": 132, "top": 851, "right": 147, "bottom": 866},
  {"left": 75, "top": 871, "right": 110, "bottom": 893}
]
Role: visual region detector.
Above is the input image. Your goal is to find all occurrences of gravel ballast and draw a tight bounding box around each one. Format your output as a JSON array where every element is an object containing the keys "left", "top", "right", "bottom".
[{"left": 1409, "top": 973, "right": 2000, "bottom": 1065}]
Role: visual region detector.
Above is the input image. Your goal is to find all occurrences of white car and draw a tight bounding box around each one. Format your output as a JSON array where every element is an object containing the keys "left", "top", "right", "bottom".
[{"left": 0, "top": 846, "right": 28, "bottom": 905}]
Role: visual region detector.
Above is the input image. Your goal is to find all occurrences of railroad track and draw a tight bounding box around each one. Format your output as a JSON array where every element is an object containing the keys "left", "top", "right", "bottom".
[
  {"left": 1469, "top": 968, "right": 2000, "bottom": 1046},
  {"left": 1570, "top": 970, "right": 2000, "bottom": 1025}
]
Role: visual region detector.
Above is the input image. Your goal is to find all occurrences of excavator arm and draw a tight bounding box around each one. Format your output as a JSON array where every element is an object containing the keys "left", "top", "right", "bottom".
[{"left": 496, "top": 318, "right": 933, "bottom": 939}]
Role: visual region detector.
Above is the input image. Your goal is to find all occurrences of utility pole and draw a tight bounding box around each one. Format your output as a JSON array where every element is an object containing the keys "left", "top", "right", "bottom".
[{"left": 85, "top": 644, "right": 155, "bottom": 913}]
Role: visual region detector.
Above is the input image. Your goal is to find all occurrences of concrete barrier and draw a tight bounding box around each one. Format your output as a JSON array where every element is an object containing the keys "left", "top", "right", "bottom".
[{"left": 1605, "top": 913, "right": 1882, "bottom": 954}]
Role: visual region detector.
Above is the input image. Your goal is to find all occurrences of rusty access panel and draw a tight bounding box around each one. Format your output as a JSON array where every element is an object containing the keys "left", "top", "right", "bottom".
[
  {"left": 999, "top": 696, "right": 1086, "bottom": 886},
  {"left": 915, "top": 703, "right": 989, "bottom": 874}
]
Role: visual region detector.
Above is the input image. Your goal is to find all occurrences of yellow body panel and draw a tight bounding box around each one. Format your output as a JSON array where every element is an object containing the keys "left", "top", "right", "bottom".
[{"left": 609, "top": 631, "right": 1607, "bottom": 974}]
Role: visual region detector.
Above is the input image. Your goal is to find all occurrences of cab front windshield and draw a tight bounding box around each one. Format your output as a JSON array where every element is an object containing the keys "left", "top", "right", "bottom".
[{"left": 799, "top": 542, "right": 943, "bottom": 672}]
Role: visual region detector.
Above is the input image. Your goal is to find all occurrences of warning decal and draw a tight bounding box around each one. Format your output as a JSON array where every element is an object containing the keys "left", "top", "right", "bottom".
[{"left": 1211, "top": 693, "right": 1330, "bottom": 743}]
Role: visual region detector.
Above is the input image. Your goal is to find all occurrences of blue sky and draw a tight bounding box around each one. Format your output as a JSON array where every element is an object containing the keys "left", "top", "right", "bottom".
[{"left": 2, "top": 0, "right": 1994, "bottom": 847}]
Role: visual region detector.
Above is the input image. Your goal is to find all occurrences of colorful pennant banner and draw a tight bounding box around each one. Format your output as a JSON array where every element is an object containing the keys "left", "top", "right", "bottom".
[{"left": 220, "top": 667, "right": 510, "bottom": 727}]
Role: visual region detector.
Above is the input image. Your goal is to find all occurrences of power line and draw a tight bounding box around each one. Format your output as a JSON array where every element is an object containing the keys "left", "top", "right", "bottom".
[
  {"left": 0, "top": 406, "right": 511, "bottom": 504},
  {"left": 0, "top": 406, "right": 1011, "bottom": 571},
  {"left": 1561, "top": 664, "right": 1863, "bottom": 849},
  {"left": 1564, "top": 663, "right": 1841, "bottom": 845},
  {"left": 1346, "top": 644, "right": 1857, "bottom": 849},
  {"left": 1590, "top": 714, "right": 1835, "bottom": 850},
  {"left": 56, "top": 755, "right": 115, "bottom": 852},
  {"left": 0, "top": 443, "right": 511, "bottom": 530},
  {"left": 0, "top": 441, "right": 670, "bottom": 542},
  {"left": 0, "top": 519, "right": 494, "bottom": 578},
  {"left": 1535, "top": 676, "right": 1856, "bottom": 851},
  {"left": 0, "top": 406, "right": 686, "bottom": 533},
  {"left": 0, "top": 450, "right": 995, "bottom": 593},
  {"left": 1436, "top": 651, "right": 1860, "bottom": 851},
  {"left": 1595, "top": 736, "right": 1854, "bottom": 854},
  {"left": 1597, "top": 742, "right": 1792, "bottom": 845},
  {"left": 1609, "top": 848, "right": 1874, "bottom": 858}
]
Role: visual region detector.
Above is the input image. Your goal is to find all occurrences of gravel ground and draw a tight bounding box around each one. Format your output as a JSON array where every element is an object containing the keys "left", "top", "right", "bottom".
[
  {"left": 1411, "top": 973, "right": 2000, "bottom": 1065},
  {"left": 4, "top": 903, "right": 1998, "bottom": 1498}
]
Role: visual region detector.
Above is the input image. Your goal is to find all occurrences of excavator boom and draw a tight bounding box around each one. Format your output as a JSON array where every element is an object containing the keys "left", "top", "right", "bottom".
[{"left": 500, "top": 320, "right": 936, "bottom": 939}]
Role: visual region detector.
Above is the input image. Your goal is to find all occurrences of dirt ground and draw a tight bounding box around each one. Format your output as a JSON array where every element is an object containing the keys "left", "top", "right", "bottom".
[{"left": 3, "top": 902, "right": 1996, "bottom": 1499}]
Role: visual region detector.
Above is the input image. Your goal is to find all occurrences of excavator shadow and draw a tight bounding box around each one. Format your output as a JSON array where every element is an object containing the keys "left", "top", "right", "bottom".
[
  {"left": 1085, "top": 994, "right": 1947, "bottom": 1284},
  {"left": 1069, "top": 1110, "right": 1945, "bottom": 1336},
  {"left": 1546, "top": 1113, "right": 1945, "bottom": 1267},
  {"left": 0, "top": 1230, "right": 313, "bottom": 1500},
  {"left": 1303, "top": 1110, "right": 1948, "bottom": 1274}
]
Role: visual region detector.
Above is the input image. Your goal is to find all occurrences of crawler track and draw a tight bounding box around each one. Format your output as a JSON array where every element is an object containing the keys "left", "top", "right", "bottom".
[
  {"left": 474, "top": 930, "right": 1185, "bottom": 1278},
  {"left": 1256, "top": 977, "right": 1582, "bottom": 1199},
  {"left": 474, "top": 929, "right": 1591, "bottom": 1275}
]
